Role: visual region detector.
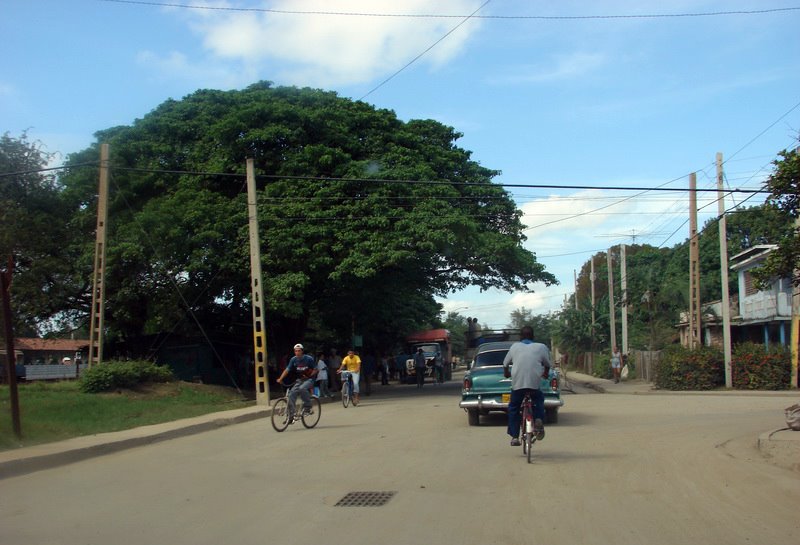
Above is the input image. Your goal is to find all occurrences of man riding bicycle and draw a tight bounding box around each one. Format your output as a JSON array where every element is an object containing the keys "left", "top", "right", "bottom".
[
  {"left": 503, "top": 325, "right": 551, "bottom": 446},
  {"left": 337, "top": 349, "right": 362, "bottom": 405},
  {"left": 276, "top": 343, "right": 318, "bottom": 420}
]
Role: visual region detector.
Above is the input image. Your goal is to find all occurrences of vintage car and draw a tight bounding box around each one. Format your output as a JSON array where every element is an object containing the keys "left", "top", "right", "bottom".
[{"left": 460, "top": 341, "right": 563, "bottom": 426}]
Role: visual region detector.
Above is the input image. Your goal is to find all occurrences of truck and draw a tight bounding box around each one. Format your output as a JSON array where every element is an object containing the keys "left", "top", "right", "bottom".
[{"left": 402, "top": 329, "right": 452, "bottom": 383}]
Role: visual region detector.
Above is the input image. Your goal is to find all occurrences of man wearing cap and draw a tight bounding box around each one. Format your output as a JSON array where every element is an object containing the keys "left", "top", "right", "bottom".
[{"left": 277, "top": 343, "right": 318, "bottom": 420}]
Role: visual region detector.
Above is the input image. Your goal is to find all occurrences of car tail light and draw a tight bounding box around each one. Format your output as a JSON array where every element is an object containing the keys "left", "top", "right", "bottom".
[
  {"left": 550, "top": 377, "right": 558, "bottom": 390},
  {"left": 463, "top": 377, "right": 472, "bottom": 391}
]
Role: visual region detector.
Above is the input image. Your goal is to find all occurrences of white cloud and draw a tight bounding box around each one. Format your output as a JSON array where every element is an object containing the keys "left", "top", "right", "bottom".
[
  {"left": 496, "top": 52, "right": 608, "bottom": 84},
  {"left": 183, "top": 0, "right": 486, "bottom": 87}
]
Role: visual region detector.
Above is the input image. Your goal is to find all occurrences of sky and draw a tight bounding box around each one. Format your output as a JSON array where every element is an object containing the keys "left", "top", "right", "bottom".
[{"left": 3, "top": 0, "right": 799, "bottom": 329}]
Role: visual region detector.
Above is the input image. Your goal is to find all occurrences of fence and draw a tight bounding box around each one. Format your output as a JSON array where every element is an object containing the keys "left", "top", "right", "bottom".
[{"left": 22, "top": 364, "right": 89, "bottom": 381}]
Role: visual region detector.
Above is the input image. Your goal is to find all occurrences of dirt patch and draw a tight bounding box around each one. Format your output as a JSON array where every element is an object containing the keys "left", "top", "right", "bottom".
[{"left": 101, "top": 381, "right": 245, "bottom": 400}]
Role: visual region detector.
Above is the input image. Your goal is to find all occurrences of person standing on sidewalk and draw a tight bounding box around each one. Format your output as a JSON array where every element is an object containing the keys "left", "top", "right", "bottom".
[
  {"left": 611, "top": 346, "right": 622, "bottom": 383},
  {"left": 414, "top": 348, "right": 426, "bottom": 389},
  {"left": 503, "top": 325, "right": 550, "bottom": 446},
  {"left": 315, "top": 352, "right": 332, "bottom": 399}
]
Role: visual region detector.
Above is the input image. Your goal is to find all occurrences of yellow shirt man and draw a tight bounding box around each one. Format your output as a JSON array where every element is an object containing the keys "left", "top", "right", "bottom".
[{"left": 340, "top": 351, "right": 362, "bottom": 373}]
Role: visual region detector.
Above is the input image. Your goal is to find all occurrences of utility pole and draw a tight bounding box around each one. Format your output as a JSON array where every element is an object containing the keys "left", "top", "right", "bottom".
[
  {"left": 246, "top": 159, "right": 270, "bottom": 405},
  {"left": 574, "top": 269, "right": 578, "bottom": 310},
  {"left": 717, "top": 153, "right": 733, "bottom": 387},
  {"left": 688, "top": 173, "right": 701, "bottom": 349},
  {"left": 608, "top": 248, "right": 617, "bottom": 352},
  {"left": 620, "top": 243, "right": 628, "bottom": 355},
  {"left": 1, "top": 259, "right": 21, "bottom": 438},
  {"left": 590, "top": 257, "right": 596, "bottom": 374},
  {"left": 88, "top": 143, "right": 110, "bottom": 367},
  {"left": 792, "top": 214, "right": 799, "bottom": 388}
]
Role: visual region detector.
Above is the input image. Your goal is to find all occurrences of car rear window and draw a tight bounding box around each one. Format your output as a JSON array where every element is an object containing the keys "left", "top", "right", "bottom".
[{"left": 473, "top": 350, "right": 508, "bottom": 368}]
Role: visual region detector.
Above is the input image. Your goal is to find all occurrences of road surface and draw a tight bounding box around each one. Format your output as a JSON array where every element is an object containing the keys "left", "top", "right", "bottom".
[{"left": 1, "top": 378, "right": 797, "bottom": 545}]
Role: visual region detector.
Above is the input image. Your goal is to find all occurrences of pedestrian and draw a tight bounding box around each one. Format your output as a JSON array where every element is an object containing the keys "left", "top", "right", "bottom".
[
  {"left": 328, "top": 348, "right": 342, "bottom": 392},
  {"left": 379, "top": 354, "right": 390, "bottom": 385},
  {"left": 611, "top": 345, "right": 622, "bottom": 383},
  {"left": 414, "top": 347, "right": 426, "bottom": 389},
  {"left": 434, "top": 350, "right": 444, "bottom": 384},
  {"left": 315, "top": 352, "right": 333, "bottom": 399},
  {"left": 503, "top": 325, "right": 551, "bottom": 446}
]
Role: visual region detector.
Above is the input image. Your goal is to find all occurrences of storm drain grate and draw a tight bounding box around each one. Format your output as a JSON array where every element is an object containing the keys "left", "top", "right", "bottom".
[{"left": 335, "top": 491, "right": 396, "bottom": 507}]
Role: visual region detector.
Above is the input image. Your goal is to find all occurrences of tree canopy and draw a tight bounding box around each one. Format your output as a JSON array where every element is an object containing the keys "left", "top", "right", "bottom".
[{"left": 40, "top": 83, "right": 555, "bottom": 356}]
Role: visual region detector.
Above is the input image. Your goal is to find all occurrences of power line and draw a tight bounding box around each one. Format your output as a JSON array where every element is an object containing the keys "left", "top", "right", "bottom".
[
  {"left": 98, "top": 0, "right": 800, "bottom": 20},
  {"left": 360, "top": 0, "right": 491, "bottom": 100}
]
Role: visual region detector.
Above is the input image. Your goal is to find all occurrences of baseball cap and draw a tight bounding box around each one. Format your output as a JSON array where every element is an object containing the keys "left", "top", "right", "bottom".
[{"left": 294, "top": 343, "right": 304, "bottom": 350}]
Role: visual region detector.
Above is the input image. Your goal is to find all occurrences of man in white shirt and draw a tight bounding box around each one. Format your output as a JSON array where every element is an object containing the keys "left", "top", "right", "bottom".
[{"left": 503, "top": 325, "right": 551, "bottom": 446}]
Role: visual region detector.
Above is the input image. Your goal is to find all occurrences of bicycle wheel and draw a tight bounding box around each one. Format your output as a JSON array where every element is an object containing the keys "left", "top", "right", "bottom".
[
  {"left": 301, "top": 396, "right": 322, "bottom": 428},
  {"left": 271, "top": 398, "right": 291, "bottom": 432},
  {"left": 342, "top": 381, "right": 350, "bottom": 408},
  {"left": 526, "top": 429, "right": 533, "bottom": 463}
]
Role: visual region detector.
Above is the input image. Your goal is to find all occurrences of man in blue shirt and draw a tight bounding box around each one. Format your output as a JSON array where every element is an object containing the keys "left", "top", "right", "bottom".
[
  {"left": 503, "top": 326, "right": 551, "bottom": 446},
  {"left": 277, "top": 343, "right": 318, "bottom": 420}
]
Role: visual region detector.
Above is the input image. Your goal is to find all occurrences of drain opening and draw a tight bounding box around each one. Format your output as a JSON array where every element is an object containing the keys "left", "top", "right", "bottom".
[{"left": 335, "top": 491, "right": 396, "bottom": 507}]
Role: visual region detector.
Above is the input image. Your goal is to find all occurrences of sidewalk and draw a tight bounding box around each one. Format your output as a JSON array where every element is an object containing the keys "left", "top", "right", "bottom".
[
  {"left": 0, "top": 405, "right": 271, "bottom": 480},
  {"left": 565, "top": 370, "right": 800, "bottom": 472}
]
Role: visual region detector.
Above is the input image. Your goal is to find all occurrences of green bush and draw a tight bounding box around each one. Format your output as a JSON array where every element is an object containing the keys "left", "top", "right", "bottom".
[
  {"left": 654, "top": 345, "right": 724, "bottom": 390},
  {"left": 593, "top": 353, "right": 612, "bottom": 379},
  {"left": 80, "top": 360, "right": 174, "bottom": 393},
  {"left": 732, "top": 342, "right": 791, "bottom": 390}
]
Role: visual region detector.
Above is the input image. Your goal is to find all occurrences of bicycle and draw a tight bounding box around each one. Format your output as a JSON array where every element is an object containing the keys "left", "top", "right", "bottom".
[
  {"left": 271, "top": 382, "right": 321, "bottom": 432},
  {"left": 520, "top": 391, "right": 543, "bottom": 463},
  {"left": 340, "top": 371, "right": 357, "bottom": 407}
]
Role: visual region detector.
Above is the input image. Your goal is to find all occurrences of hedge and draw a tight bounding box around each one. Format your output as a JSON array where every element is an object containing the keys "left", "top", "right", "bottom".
[{"left": 80, "top": 360, "right": 174, "bottom": 393}]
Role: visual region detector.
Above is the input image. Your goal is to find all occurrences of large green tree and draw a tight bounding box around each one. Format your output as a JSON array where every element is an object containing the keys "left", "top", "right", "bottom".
[
  {"left": 56, "top": 83, "right": 555, "bottom": 357},
  {"left": 753, "top": 143, "right": 799, "bottom": 287},
  {"left": 0, "top": 133, "right": 89, "bottom": 336}
]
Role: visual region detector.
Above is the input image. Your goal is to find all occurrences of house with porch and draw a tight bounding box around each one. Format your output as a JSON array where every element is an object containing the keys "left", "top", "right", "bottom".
[{"left": 677, "top": 245, "right": 792, "bottom": 348}]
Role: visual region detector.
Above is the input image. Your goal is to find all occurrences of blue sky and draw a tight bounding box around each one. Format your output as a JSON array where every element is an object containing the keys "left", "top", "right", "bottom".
[{"left": 3, "top": 0, "right": 799, "bottom": 329}]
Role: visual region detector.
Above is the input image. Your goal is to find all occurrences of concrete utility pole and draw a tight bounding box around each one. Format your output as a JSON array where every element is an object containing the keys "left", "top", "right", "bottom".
[
  {"left": 717, "top": 153, "right": 733, "bottom": 387},
  {"left": 246, "top": 159, "right": 270, "bottom": 406},
  {"left": 88, "top": 143, "right": 110, "bottom": 367},
  {"left": 590, "top": 256, "right": 596, "bottom": 373},
  {"left": 620, "top": 243, "right": 628, "bottom": 355},
  {"left": 793, "top": 214, "right": 799, "bottom": 388},
  {"left": 688, "top": 173, "right": 701, "bottom": 349},
  {"left": 608, "top": 249, "right": 616, "bottom": 352},
  {"left": 574, "top": 269, "right": 578, "bottom": 310}
]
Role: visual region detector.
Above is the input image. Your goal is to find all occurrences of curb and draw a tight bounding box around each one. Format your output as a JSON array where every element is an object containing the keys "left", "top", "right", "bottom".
[{"left": 0, "top": 406, "right": 270, "bottom": 480}]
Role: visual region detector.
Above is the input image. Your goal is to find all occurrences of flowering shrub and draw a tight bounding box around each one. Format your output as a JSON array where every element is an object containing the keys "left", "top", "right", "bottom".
[
  {"left": 654, "top": 345, "right": 724, "bottom": 390},
  {"left": 732, "top": 342, "right": 791, "bottom": 390}
]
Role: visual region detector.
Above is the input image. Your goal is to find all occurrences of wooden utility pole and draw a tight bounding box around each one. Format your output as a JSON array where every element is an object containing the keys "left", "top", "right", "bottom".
[
  {"left": 620, "top": 243, "right": 628, "bottom": 355},
  {"left": 608, "top": 248, "right": 617, "bottom": 352},
  {"left": 1, "top": 259, "right": 21, "bottom": 437},
  {"left": 688, "top": 173, "right": 701, "bottom": 348},
  {"left": 88, "top": 143, "right": 110, "bottom": 367},
  {"left": 717, "top": 153, "right": 733, "bottom": 387},
  {"left": 246, "top": 159, "right": 270, "bottom": 405}
]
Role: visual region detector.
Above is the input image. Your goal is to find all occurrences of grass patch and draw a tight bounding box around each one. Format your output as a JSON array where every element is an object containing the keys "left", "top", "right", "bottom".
[{"left": 0, "top": 380, "right": 254, "bottom": 451}]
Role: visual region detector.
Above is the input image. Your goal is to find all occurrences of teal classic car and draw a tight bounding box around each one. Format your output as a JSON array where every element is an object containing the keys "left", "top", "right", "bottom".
[{"left": 460, "top": 341, "right": 563, "bottom": 426}]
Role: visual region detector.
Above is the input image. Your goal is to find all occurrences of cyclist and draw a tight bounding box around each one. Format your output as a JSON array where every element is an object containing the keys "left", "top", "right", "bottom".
[
  {"left": 337, "top": 349, "right": 362, "bottom": 405},
  {"left": 276, "top": 343, "right": 318, "bottom": 420},
  {"left": 503, "top": 325, "right": 551, "bottom": 446}
]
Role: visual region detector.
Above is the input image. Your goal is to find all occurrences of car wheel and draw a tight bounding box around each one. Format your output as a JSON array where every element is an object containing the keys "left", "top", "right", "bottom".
[
  {"left": 467, "top": 409, "right": 479, "bottom": 426},
  {"left": 545, "top": 408, "right": 558, "bottom": 424}
]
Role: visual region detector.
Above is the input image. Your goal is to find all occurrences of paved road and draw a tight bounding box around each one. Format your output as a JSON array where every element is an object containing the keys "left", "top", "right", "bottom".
[{"left": 1, "top": 376, "right": 798, "bottom": 545}]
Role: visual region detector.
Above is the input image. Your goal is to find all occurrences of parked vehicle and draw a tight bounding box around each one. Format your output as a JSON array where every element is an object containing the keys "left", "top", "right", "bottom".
[
  {"left": 402, "top": 329, "right": 452, "bottom": 383},
  {"left": 459, "top": 341, "right": 563, "bottom": 426}
]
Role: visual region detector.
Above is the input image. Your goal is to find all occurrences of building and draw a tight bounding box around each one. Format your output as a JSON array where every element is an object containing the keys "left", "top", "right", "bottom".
[
  {"left": 13, "top": 338, "right": 89, "bottom": 365},
  {"left": 677, "top": 245, "right": 792, "bottom": 348}
]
